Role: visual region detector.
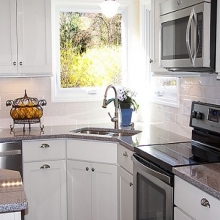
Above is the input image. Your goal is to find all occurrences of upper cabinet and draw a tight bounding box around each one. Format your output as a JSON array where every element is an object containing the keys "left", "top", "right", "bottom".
[
  {"left": 150, "top": 0, "right": 168, "bottom": 74},
  {"left": 0, "top": 0, "right": 52, "bottom": 77}
]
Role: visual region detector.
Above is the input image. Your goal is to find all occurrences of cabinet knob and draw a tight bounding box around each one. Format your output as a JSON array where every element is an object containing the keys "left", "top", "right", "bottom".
[
  {"left": 129, "top": 182, "right": 133, "bottom": 187},
  {"left": 86, "top": 167, "right": 89, "bottom": 171},
  {"left": 13, "top": 62, "right": 16, "bottom": 65},
  {"left": 92, "top": 168, "right": 95, "bottom": 172},
  {"left": 123, "top": 151, "right": 128, "bottom": 157},
  {"left": 150, "top": 59, "right": 153, "bottom": 63},
  {"left": 19, "top": 62, "right": 23, "bottom": 65},
  {"left": 40, "top": 143, "right": 50, "bottom": 148},
  {"left": 201, "top": 198, "right": 210, "bottom": 208},
  {"left": 40, "top": 164, "right": 50, "bottom": 169}
]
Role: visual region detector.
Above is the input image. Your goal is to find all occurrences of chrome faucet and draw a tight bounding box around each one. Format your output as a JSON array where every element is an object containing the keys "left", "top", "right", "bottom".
[{"left": 102, "top": 84, "right": 119, "bottom": 129}]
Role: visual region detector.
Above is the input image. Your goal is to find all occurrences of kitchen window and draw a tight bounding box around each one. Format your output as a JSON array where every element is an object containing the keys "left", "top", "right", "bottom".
[{"left": 51, "top": 1, "right": 131, "bottom": 102}]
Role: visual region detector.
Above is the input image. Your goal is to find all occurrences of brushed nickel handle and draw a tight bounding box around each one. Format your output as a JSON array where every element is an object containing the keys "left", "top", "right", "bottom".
[
  {"left": 19, "top": 62, "right": 22, "bottom": 65},
  {"left": 129, "top": 182, "right": 133, "bottom": 187},
  {"left": 201, "top": 198, "right": 210, "bottom": 208},
  {"left": 86, "top": 167, "right": 89, "bottom": 171},
  {"left": 150, "top": 59, "right": 153, "bottom": 63},
  {"left": 123, "top": 151, "right": 128, "bottom": 157},
  {"left": 13, "top": 61, "right": 16, "bottom": 65},
  {"left": 92, "top": 168, "right": 95, "bottom": 172},
  {"left": 40, "top": 164, "right": 50, "bottom": 169},
  {"left": 40, "top": 143, "right": 50, "bottom": 148}
]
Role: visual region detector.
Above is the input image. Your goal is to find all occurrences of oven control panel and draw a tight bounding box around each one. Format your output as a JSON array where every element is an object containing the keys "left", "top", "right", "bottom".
[{"left": 190, "top": 101, "right": 220, "bottom": 133}]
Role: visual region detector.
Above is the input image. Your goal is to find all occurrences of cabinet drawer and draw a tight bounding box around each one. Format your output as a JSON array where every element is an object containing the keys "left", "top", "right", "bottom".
[
  {"left": 22, "top": 139, "right": 66, "bottom": 162},
  {"left": 118, "top": 145, "right": 133, "bottom": 174},
  {"left": 67, "top": 139, "right": 117, "bottom": 164},
  {"left": 174, "top": 176, "right": 220, "bottom": 220}
]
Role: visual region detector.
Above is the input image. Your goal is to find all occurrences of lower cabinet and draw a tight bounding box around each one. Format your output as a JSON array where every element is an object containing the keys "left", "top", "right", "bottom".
[
  {"left": 0, "top": 212, "right": 21, "bottom": 220},
  {"left": 23, "top": 160, "right": 67, "bottom": 220},
  {"left": 67, "top": 160, "right": 118, "bottom": 220},
  {"left": 117, "top": 144, "right": 133, "bottom": 220},
  {"left": 118, "top": 167, "right": 133, "bottom": 220},
  {"left": 174, "top": 176, "right": 220, "bottom": 220}
]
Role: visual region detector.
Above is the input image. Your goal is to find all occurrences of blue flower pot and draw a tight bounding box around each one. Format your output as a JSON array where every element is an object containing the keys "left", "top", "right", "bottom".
[{"left": 120, "top": 108, "right": 132, "bottom": 127}]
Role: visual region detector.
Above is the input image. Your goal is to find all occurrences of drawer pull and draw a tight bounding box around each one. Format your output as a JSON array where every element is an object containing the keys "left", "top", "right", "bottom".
[
  {"left": 92, "top": 168, "right": 95, "bottom": 172},
  {"left": 86, "top": 167, "right": 89, "bottom": 171},
  {"left": 201, "top": 198, "right": 210, "bottom": 208},
  {"left": 129, "top": 182, "right": 133, "bottom": 187},
  {"left": 40, "top": 143, "right": 50, "bottom": 148},
  {"left": 123, "top": 151, "right": 128, "bottom": 157},
  {"left": 40, "top": 164, "right": 50, "bottom": 169}
]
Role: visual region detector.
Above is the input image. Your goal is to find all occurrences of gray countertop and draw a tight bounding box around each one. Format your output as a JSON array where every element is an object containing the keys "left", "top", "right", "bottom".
[
  {"left": 0, "top": 169, "right": 27, "bottom": 213},
  {"left": 173, "top": 163, "right": 220, "bottom": 200},
  {"left": 0, "top": 123, "right": 190, "bottom": 151}
]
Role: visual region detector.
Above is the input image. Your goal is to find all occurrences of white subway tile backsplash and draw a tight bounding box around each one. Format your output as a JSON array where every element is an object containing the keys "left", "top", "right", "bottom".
[{"left": 151, "top": 75, "right": 220, "bottom": 138}]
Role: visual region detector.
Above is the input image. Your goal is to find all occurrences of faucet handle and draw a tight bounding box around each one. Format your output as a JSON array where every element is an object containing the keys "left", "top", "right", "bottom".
[{"left": 108, "top": 112, "right": 118, "bottom": 122}]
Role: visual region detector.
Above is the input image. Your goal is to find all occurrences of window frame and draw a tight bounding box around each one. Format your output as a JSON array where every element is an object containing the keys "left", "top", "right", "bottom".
[{"left": 51, "top": 0, "right": 133, "bottom": 103}]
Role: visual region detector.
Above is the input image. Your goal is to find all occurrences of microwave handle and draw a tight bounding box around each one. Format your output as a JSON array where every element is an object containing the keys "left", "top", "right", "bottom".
[{"left": 186, "top": 8, "right": 197, "bottom": 66}]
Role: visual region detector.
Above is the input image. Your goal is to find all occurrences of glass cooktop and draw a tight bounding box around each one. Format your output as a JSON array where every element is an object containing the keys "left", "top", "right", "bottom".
[{"left": 134, "top": 142, "right": 203, "bottom": 173}]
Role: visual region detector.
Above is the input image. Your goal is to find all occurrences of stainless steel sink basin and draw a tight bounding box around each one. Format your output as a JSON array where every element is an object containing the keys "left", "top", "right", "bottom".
[{"left": 71, "top": 127, "right": 141, "bottom": 137}]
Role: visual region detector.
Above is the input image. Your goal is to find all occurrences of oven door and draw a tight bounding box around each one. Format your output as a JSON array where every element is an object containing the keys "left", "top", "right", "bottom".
[
  {"left": 132, "top": 154, "right": 173, "bottom": 220},
  {"left": 160, "top": 3, "right": 211, "bottom": 70}
]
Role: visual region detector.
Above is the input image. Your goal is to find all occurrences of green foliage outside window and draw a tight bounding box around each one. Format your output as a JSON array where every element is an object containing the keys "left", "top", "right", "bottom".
[{"left": 59, "top": 12, "right": 122, "bottom": 88}]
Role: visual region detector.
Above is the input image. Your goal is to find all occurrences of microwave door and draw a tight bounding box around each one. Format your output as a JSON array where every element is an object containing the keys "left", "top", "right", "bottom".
[
  {"left": 186, "top": 8, "right": 198, "bottom": 67},
  {"left": 160, "top": 3, "right": 208, "bottom": 70}
]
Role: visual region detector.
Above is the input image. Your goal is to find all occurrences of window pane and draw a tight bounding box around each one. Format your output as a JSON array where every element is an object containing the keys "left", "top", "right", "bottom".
[{"left": 59, "top": 12, "right": 122, "bottom": 88}]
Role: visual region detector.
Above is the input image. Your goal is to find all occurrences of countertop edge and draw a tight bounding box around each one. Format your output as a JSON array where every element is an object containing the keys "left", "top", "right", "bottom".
[{"left": 0, "top": 202, "right": 28, "bottom": 213}]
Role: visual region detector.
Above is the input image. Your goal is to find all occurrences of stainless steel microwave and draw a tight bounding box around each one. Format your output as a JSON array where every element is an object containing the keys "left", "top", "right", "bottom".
[{"left": 160, "top": 0, "right": 217, "bottom": 72}]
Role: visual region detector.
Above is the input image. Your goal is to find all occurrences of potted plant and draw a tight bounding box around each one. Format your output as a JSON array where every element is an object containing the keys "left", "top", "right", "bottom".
[{"left": 106, "top": 86, "right": 139, "bottom": 127}]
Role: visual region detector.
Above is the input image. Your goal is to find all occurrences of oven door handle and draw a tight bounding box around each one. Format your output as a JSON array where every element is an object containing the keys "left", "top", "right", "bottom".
[{"left": 132, "top": 154, "right": 171, "bottom": 185}]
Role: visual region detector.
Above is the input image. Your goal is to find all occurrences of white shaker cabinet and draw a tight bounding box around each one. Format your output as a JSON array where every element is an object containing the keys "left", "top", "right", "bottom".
[
  {"left": 118, "top": 167, "right": 133, "bottom": 220},
  {"left": 0, "top": 212, "right": 21, "bottom": 220},
  {"left": 150, "top": 0, "right": 169, "bottom": 74},
  {"left": 174, "top": 176, "right": 220, "bottom": 220},
  {"left": 117, "top": 145, "right": 133, "bottom": 220},
  {"left": 67, "top": 139, "right": 118, "bottom": 220},
  {"left": 22, "top": 139, "right": 67, "bottom": 220},
  {"left": 67, "top": 160, "right": 117, "bottom": 220},
  {"left": 0, "top": 0, "right": 52, "bottom": 77}
]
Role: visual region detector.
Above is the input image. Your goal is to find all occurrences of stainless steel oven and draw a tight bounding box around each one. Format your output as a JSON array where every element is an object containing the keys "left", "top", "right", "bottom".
[
  {"left": 132, "top": 154, "right": 173, "bottom": 220},
  {"left": 132, "top": 101, "right": 220, "bottom": 220},
  {"left": 160, "top": 0, "right": 217, "bottom": 72}
]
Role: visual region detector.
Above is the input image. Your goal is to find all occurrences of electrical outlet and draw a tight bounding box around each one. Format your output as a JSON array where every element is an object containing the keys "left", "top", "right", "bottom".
[{"left": 183, "top": 99, "right": 191, "bottom": 116}]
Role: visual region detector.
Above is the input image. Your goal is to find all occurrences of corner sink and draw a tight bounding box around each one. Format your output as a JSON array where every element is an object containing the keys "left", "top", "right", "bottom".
[{"left": 71, "top": 127, "right": 141, "bottom": 137}]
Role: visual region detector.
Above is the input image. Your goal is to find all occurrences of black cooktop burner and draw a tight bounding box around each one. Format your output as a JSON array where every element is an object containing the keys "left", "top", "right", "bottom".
[{"left": 134, "top": 142, "right": 206, "bottom": 173}]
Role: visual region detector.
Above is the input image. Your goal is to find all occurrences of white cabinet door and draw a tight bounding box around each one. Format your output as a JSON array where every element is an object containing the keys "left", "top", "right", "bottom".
[
  {"left": 92, "top": 163, "right": 117, "bottom": 220},
  {"left": 23, "top": 160, "right": 67, "bottom": 220},
  {"left": 67, "top": 160, "right": 118, "bottom": 220},
  {"left": 17, "top": 0, "right": 52, "bottom": 75},
  {"left": 118, "top": 167, "right": 133, "bottom": 220},
  {"left": 150, "top": 0, "right": 168, "bottom": 74},
  {"left": 0, "top": 212, "right": 21, "bottom": 220},
  {"left": 67, "top": 160, "right": 92, "bottom": 220},
  {"left": 0, "top": 0, "right": 17, "bottom": 74},
  {"left": 0, "top": 0, "right": 52, "bottom": 76}
]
